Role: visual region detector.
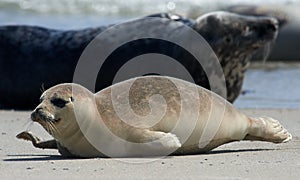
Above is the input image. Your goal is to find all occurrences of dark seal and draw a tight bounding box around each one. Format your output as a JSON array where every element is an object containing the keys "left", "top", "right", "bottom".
[{"left": 0, "top": 11, "right": 278, "bottom": 109}]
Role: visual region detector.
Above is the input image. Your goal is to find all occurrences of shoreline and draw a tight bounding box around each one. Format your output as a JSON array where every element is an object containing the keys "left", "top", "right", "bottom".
[{"left": 249, "top": 61, "right": 300, "bottom": 69}]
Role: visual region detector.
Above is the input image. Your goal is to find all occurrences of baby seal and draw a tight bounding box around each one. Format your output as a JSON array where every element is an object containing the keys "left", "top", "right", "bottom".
[
  {"left": 1, "top": 12, "right": 278, "bottom": 109},
  {"left": 17, "top": 76, "right": 292, "bottom": 157}
]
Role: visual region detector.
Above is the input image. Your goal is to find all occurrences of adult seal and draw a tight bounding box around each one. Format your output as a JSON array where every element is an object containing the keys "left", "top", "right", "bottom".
[
  {"left": 0, "top": 12, "right": 279, "bottom": 109},
  {"left": 16, "top": 76, "right": 292, "bottom": 157}
]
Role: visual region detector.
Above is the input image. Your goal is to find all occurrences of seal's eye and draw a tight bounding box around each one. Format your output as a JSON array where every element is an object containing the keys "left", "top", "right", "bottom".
[{"left": 51, "top": 98, "right": 68, "bottom": 108}]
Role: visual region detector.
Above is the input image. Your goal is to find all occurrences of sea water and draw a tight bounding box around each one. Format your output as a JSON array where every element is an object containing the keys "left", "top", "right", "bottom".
[{"left": 234, "top": 64, "right": 300, "bottom": 109}]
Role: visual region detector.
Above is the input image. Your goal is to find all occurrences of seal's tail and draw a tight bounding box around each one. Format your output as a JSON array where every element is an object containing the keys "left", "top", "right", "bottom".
[{"left": 244, "top": 116, "right": 292, "bottom": 143}]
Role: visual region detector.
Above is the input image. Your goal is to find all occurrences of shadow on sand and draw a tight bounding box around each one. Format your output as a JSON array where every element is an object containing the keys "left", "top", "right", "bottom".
[{"left": 3, "top": 148, "right": 274, "bottom": 162}]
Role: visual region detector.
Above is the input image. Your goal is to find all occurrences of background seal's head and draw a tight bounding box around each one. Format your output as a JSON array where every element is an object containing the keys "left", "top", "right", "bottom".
[{"left": 193, "top": 11, "right": 278, "bottom": 62}]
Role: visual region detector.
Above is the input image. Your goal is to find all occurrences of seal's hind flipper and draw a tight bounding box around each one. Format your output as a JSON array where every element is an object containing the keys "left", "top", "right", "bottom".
[
  {"left": 16, "top": 131, "right": 58, "bottom": 149},
  {"left": 245, "top": 117, "right": 292, "bottom": 143}
]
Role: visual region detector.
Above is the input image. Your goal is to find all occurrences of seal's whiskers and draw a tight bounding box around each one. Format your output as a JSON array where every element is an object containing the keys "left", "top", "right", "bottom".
[
  {"left": 23, "top": 118, "right": 33, "bottom": 131},
  {"left": 44, "top": 122, "right": 53, "bottom": 136},
  {"left": 48, "top": 121, "right": 60, "bottom": 136},
  {"left": 40, "top": 83, "right": 45, "bottom": 93},
  {"left": 262, "top": 41, "right": 273, "bottom": 64}
]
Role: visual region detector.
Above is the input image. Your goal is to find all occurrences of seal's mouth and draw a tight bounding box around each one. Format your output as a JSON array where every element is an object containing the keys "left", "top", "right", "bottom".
[
  {"left": 31, "top": 109, "right": 60, "bottom": 123},
  {"left": 31, "top": 108, "right": 61, "bottom": 135},
  {"left": 252, "top": 40, "right": 267, "bottom": 49}
]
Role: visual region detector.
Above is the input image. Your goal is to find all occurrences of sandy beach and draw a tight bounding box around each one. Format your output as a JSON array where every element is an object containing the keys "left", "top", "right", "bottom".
[
  {"left": 0, "top": 0, "right": 299, "bottom": 179},
  {"left": 0, "top": 109, "right": 299, "bottom": 179}
]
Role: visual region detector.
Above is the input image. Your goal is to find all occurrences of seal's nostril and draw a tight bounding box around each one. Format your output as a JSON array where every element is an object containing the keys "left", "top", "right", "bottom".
[
  {"left": 31, "top": 107, "right": 42, "bottom": 121},
  {"left": 30, "top": 113, "right": 35, "bottom": 120}
]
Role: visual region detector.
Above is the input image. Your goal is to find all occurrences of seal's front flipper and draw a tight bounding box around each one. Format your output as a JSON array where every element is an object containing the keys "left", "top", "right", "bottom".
[
  {"left": 149, "top": 132, "right": 182, "bottom": 150},
  {"left": 16, "top": 131, "right": 58, "bottom": 149},
  {"left": 129, "top": 130, "right": 182, "bottom": 156}
]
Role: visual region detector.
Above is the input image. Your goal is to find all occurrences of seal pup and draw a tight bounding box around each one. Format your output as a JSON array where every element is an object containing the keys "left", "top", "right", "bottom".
[
  {"left": 16, "top": 76, "right": 292, "bottom": 157},
  {"left": 0, "top": 12, "right": 278, "bottom": 109}
]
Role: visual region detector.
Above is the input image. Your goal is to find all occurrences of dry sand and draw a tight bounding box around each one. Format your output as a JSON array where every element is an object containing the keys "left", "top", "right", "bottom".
[{"left": 0, "top": 109, "right": 299, "bottom": 179}]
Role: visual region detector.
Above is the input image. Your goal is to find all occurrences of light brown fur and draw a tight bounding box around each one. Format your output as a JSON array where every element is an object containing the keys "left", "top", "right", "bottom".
[{"left": 17, "top": 76, "right": 292, "bottom": 157}]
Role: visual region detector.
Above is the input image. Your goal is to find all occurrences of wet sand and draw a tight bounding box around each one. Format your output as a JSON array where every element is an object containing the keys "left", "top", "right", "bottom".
[{"left": 0, "top": 109, "right": 299, "bottom": 179}]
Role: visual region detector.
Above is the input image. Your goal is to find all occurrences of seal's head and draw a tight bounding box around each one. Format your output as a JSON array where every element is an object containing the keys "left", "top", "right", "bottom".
[
  {"left": 193, "top": 11, "right": 279, "bottom": 102},
  {"left": 194, "top": 11, "right": 278, "bottom": 61},
  {"left": 31, "top": 83, "right": 94, "bottom": 140}
]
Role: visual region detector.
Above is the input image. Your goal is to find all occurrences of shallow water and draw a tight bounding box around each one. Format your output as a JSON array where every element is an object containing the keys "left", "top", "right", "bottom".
[{"left": 235, "top": 64, "right": 300, "bottom": 108}]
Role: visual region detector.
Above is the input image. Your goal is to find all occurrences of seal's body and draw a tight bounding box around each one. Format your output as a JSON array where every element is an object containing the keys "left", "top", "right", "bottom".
[
  {"left": 1, "top": 12, "right": 278, "bottom": 109},
  {"left": 17, "top": 76, "right": 291, "bottom": 157}
]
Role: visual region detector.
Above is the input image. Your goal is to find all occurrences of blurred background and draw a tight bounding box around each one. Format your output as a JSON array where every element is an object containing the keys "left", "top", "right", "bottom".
[
  {"left": 0, "top": 0, "right": 299, "bottom": 108},
  {"left": 0, "top": 0, "right": 298, "bottom": 28}
]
